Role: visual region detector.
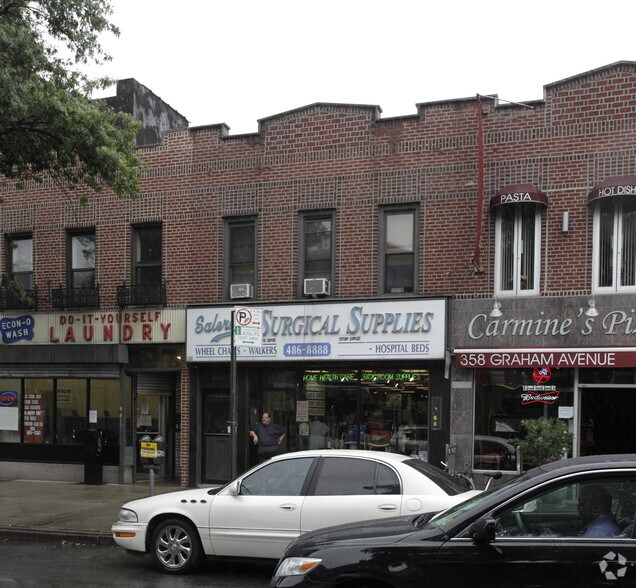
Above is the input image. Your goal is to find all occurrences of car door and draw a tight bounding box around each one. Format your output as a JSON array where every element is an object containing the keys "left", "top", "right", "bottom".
[
  {"left": 433, "top": 473, "right": 636, "bottom": 587},
  {"left": 300, "top": 456, "right": 403, "bottom": 533},
  {"left": 208, "top": 456, "right": 315, "bottom": 559}
]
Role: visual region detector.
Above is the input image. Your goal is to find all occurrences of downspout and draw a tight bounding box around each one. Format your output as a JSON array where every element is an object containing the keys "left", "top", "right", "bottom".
[{"left": 472, "top": 95, "right": 485, "bottom": 273}]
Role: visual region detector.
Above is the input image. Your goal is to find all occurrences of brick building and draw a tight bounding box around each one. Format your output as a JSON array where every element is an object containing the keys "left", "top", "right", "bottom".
[{"left": 0, "top": 62, "right": 634, "bottom": 487}]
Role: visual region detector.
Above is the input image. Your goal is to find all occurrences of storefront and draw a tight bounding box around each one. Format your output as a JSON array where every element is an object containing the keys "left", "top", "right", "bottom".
[
  {"left": 451, "top": 294, "right": 636, "bottom": 478},
  {"left": 186, "top": 298, "right": 450, "bottom": 485},
  {"left": 0, "top": 309, "right": 184, "bottom": 483}
]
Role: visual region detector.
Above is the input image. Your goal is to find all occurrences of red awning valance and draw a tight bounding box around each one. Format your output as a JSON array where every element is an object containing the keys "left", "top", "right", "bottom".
[
  {"left": 588, "top": 176, "right": 636, "bottom": 205},
  {"left": 489, "top": 183, "right": 548, "bottom": 209}
]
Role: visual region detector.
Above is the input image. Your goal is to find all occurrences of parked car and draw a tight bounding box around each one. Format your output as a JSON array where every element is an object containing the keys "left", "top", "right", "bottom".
[
  {"left": 112, "top": 449, "right": 479, "bottom": 574},
  {"left": 474, "top": 434, "right": 517, "bottom": 471},
  {"left": 271, "top": 454, "right": 636, "bottom": 588}
]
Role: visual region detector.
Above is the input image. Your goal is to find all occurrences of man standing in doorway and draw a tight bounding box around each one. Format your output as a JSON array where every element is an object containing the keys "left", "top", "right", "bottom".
[{"left": 250, "top": 411, "right": 286, "bottom": 463}]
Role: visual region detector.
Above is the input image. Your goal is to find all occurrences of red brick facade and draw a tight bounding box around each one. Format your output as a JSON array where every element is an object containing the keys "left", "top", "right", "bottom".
[
  {"left": 1, "top": 62, "right": 635, "bottom": 485},
  {"left": 4, "top": 63, "right": 633, "bottom": 304}
]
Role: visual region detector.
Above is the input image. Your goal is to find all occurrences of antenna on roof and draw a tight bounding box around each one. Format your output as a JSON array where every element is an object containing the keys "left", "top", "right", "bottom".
[{"left": 477, "top": 94, "right": 534, "bottom": 109}]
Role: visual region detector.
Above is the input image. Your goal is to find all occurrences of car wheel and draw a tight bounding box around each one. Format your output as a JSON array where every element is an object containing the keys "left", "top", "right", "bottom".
[{"left": 150, "top": 518, "right": 203, "bottom": 574}]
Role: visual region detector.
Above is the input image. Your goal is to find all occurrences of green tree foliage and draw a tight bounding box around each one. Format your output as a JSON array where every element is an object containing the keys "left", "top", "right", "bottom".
[
  {"left": 0, "top": 0, "right": 141, "bottom": 201},
  {"left": 514, "top": 417, "right": 574, "bottom": 469}
]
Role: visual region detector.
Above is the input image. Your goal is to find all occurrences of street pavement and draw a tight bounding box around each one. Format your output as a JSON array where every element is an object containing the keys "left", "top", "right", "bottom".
[{"left": 0, "top": 478, "right": 183, "bottom": 545}]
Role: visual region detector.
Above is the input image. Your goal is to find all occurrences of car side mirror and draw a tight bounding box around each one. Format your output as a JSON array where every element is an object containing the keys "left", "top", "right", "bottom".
[
  {"left": 471, "top": 517, "right": 496, "bottom": 542},
  {"left": 227, "top": 480, "right": 241, "bottom": 496}
]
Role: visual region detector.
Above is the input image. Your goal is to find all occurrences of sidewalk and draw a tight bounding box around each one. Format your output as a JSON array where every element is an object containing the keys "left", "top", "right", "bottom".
[{"left": 0, "top": 479, "right": 182, "bottom": 546}]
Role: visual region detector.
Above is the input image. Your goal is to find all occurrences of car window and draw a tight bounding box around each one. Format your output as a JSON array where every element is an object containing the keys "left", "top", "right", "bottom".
[
  {"left": 313, "top": 457, "right": 400, "bottom": 496},
  {"left": 404, "top": 458, "right": 466, "bottom": 495},
  {"left": 494, "top": 476, "right": 636, "bottom": 539},
  {"left": 427, "top": 472, "right": 533, "bottom": 530},
  {"left": 240, "top": 457, "right": 314, "bottom": 496},
  {"left": 376, "top": 462, "right": 401, "bottom": 494}
]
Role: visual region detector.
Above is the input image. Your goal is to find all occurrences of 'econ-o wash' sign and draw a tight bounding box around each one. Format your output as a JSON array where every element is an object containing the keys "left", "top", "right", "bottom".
[{"left": 234, "top": 307, "right": 262, "bottom": 347}]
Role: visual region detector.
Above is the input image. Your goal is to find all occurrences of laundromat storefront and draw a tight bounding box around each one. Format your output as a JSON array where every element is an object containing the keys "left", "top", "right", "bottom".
[
  {"left": 186, "top": 298, "right": 450, "bottom": 484},
  {"left": 0, "top": 309, "right": 184, "bottom": 484}
]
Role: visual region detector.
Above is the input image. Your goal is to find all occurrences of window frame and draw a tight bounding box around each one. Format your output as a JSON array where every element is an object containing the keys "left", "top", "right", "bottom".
[
  {"left": 67, "top": 230, "right": 96, "bottom": 290},
  {"left": 6, "top": 233, "right": 33, "bottom": 290},
  {"left": 312, "top": 457, "right": 401, "bottom": 496},
  {"left": 224, "top": 216, "right": 257, "bottom": 300},
  {"left": 298, "top": 210, "right": 335, "bottom": 297},
  {"left": 378, "top": 205, "right": 419, "bottom": 296},
  {"left": 494, "top": 204, "right": 542, "bottom": 297},
  {"left": 492, "top": 474, "right": 634, "bottom": 540},
  {"left": 132, "top": 224, "right": 162, "bottom": 287},
  {"left": 592, "top": 198, "right": 636, "bottom": 293},
  {"left": 239, "top": 457, "right": 315, "bottom": 496}
]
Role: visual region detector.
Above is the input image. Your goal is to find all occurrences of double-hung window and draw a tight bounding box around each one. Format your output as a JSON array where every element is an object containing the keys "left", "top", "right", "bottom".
[
  {"left": 226, "top": 218, "right": 256, "bottom": 298},
  {"left": 494, "top": 204, "right": 541, "bottom": 296},
  {"left": 300, "top": 212, "right": 334, "bottom": 296},
  {"left": 133, "top": 225, "right": 162, "bottom": 288},
  {"left": 8, "top": 235, "right": 33, "bottom": 290},
  {"left": 69, "top": 232, "right": 95, "bottom": 289},
  {"left": 380, "top": 207, "right": 418, "bottom": 295},
  {"left": 593, "top": 197, "right": 636, "bottom": 292}
]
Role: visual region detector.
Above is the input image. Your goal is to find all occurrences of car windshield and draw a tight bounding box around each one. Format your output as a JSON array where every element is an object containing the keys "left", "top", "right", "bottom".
[
  {"left": 404, "top": 459, "right": 467, "bottom": 496},
  {"left": 424, "top": 471, "right": 531, "bottom": 530}
]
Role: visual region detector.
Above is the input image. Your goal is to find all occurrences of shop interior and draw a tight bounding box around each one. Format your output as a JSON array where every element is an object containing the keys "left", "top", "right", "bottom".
[{"left": 258, "top": 368, "right": 430, "bottom": 459}]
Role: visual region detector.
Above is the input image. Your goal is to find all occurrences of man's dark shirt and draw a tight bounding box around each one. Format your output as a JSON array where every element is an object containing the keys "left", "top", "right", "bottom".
[{"left": 251, "top": 421, "right": 285, "bottom": 455}]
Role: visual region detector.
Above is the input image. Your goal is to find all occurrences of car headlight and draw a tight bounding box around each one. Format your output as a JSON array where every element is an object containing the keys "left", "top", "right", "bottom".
[
  {"left": 274, "top": 557, "right": 322, "bottom": 577},
  {"left": 117, "top": 508, "right": 138, "bottom": 523}
]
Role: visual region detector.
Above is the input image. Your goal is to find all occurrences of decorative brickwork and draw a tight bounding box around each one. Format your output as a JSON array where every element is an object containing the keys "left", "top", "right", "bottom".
[{"left": 2, "top": 62, "right": 636, "bottom": 485}]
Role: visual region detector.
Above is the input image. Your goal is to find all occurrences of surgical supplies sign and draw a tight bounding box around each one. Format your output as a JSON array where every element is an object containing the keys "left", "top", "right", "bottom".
[{"left": 186, "top": 299, "right": 446, "bottom": 362}]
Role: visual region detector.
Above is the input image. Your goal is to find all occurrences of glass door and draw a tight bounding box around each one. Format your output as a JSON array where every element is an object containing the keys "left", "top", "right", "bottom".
[
  {"left": 202, "top": 390, "right": 231, "bottom": 483},
  {"left": 135, "top": 393, "right": 167, "bottom": 479},
  {"left": 579, "top": 387, "right": 636, "bottom": 456}
]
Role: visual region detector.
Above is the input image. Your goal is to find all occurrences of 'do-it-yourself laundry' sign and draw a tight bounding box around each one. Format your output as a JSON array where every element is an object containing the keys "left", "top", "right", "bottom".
[{"left": 186, "top": 299, "right": 447, "bottom": 362}]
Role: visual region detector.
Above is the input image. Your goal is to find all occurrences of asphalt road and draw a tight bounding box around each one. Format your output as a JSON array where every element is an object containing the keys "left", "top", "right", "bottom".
[{"left": 0, "top": 539, "right": 273, "bottom": 587}]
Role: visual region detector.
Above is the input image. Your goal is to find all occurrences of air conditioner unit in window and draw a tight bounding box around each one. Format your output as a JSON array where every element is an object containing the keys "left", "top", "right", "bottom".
[
  {"left": 304, "top": 278, "right": 331, "bottom": 297},
  {"left": 230, "top": 283, "right": 254, "bottom": 299}
]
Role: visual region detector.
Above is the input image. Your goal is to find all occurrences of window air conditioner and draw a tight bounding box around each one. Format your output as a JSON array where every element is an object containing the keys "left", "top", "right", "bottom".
[
  {"left": 304, "top": 278, "right": 331, "bottom": 297},
  {"left": 230, "top": 283, "right": 254, "bottom": 299}
]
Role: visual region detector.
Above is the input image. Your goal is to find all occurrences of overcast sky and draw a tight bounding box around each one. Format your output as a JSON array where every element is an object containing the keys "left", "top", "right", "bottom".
[{"left": 86, "top": 0, "right": 635, "bottom": 135}]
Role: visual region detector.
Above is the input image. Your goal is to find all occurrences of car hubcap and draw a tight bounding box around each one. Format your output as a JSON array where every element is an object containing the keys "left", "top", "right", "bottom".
[{"left": 157, "top": 525, "right": 192, "bottom": 569}]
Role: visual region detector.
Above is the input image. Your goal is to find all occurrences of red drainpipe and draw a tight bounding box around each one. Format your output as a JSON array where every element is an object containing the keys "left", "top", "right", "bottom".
[{"left": 473, "top": 95, "right": 485, "bottom": 271}]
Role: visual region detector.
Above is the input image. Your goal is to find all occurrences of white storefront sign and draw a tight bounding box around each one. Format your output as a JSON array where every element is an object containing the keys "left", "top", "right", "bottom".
[
  {"left": 0, "top": 309, "right": 185, "bottom": 345},
  {"left": 187, "top": 299, "right": 446, "bottom": 362}
]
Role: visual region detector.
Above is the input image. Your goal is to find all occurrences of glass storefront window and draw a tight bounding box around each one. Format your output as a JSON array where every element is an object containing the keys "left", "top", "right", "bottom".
[
  {"left": 90, "top": 379, "right": 131, "bottom": 447},
  {"left": 56, "top": 379, "right": 86, "bottom": 445},
  {"left": 294, "top": 368, "right": 429, "bottom": 456},
  {"left": 24, "top": 379, "right": 54, "bottom": 444},
  {"left": 361, "top": 369, "right": 429, "bottom": 456},
  {"left": 0, "top": 378, "right": 21, "bottom": 443},
  {"left": 0, "top": 376, "right": 133, "bottom": 449},
  {"left": 474, "top": 368, "right": 574, "bottom": 471},
  {"left": 580, "top": 368, "right": 636, "bottom": 384}
]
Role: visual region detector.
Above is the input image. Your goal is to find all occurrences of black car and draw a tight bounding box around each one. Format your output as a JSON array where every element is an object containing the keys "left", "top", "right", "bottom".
[{"left": 271, "top": 455, "right": 636, "bottom": 587}]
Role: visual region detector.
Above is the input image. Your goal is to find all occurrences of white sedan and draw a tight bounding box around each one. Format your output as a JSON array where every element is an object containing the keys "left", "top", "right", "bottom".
[{"left": 112, "top": 450, "right": 479, "bottom": 574}]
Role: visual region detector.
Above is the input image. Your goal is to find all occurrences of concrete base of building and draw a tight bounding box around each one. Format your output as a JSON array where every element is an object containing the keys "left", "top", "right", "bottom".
[{"left": 0, "top": 462, "right": 133, "bottom": 485}]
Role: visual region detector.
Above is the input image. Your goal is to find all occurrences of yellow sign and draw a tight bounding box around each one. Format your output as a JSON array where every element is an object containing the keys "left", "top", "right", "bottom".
[{"left": 140, "top": 441, "right": 158, "bottom": 459}]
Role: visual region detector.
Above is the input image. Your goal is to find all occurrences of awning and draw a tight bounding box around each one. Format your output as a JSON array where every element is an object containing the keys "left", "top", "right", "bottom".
[
  {"left": 588, "top": 175, "right": 636, "bottom": 205},
  {"left": 454, "top": 347, "right": 636, "bottom": 368},
  {"left": 489, "top": 183, "right": 548, "bottom": 209}
]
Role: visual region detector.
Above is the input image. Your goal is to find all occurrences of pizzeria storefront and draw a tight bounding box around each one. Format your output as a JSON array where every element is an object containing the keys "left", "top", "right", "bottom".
[
  {"left": 451, "top": 295, "right": 636, "bottom": 478},
  {"left": 186, "top": 298, "right": 450, "bottom": 485}
]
